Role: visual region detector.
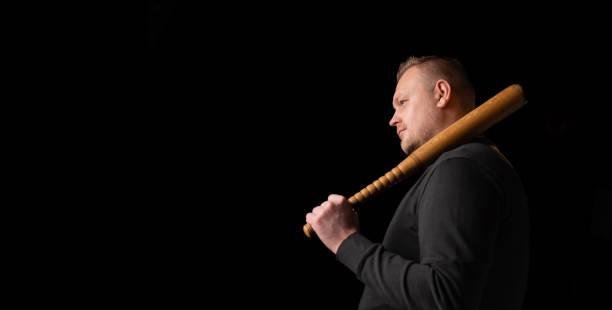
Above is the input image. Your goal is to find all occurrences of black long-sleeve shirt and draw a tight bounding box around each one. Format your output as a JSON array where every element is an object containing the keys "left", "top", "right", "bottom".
[{"left": 336, "top": 137, "right": 529, "bottom": 310}]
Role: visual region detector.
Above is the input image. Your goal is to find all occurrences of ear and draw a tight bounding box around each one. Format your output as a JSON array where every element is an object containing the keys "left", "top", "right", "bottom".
[{"left": 433, "top": 79, "right": 451, "bottom": 108}]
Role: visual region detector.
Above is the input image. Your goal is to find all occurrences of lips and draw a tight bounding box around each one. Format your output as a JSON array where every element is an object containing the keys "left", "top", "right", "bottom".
[{"left": 397, "top": 129, "right": 406, "bottom": 137}]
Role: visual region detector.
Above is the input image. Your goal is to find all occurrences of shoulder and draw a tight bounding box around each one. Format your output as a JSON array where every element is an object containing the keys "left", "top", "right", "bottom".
[
  {"left": 435, "top": 137, "right": 508, "bottom": 176},
  {"left": 438, "top": 138, "right": 498, "bottom": 164},
  {"left": 422, "top": 139, "right": 508, "bottom": 194}
]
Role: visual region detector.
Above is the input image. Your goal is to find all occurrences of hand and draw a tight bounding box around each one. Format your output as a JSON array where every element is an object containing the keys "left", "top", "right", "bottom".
[{"left": 306, "top": 194, "right": 359, "bottom": 254}]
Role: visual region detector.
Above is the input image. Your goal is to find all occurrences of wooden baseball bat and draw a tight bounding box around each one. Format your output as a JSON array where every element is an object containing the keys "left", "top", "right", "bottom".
[{"left": 303, "top": 84, "right": 526, "bottom": 239}]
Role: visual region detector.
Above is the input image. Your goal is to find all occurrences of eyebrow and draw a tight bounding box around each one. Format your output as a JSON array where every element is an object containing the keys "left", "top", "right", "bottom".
[{"left": 393, "top": 92, "right": 407, "bottom": 108}]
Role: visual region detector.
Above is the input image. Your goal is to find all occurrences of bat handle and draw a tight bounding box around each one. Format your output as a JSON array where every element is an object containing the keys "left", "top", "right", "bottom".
[
  {"left": 303, "top": 158, "right": 418, "bottom": 239},
  {"left": 303, "top": 223, "right": 315, "bottom": 239}
]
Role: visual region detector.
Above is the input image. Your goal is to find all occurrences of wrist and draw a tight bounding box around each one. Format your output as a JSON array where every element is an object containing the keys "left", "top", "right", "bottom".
[{"left": 332, "top": 230, "right": 358, "bottom": 254}]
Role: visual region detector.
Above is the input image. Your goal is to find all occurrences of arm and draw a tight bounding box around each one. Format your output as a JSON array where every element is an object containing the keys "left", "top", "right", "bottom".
[{"left": 337, "top": 158, "right": 502, "bottom": 310}]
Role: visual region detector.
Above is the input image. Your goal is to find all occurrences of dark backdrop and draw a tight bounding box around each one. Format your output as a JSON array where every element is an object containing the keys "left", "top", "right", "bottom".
[{"left": 140, "top": 2, "right": 611, "bottom": 309}]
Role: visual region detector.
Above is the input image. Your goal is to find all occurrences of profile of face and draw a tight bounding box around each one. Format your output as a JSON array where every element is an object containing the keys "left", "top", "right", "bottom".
[{"left": 389, "top": 67, "right": 441, "bottom": 155}]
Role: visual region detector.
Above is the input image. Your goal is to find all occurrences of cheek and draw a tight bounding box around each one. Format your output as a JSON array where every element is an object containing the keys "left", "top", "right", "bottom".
[{"left": 401, "top": 107, "right": 419, "bottom": 128}]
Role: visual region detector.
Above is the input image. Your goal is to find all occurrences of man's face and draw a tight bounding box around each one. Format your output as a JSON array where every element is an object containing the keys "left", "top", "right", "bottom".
[{"left": 389, "top": 67, "right": 437, "bottom": 155}]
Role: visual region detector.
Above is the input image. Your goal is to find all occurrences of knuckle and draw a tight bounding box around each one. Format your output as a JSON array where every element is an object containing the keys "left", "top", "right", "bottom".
[
  {"left": 329, "top": 194, "right": 345, "bottom": 203},
  {"left": 329, "top": 194, "right": 346, "bottom": 205},
  {"left": 328, "top": 194, "right": 341, "bottom": 201}
]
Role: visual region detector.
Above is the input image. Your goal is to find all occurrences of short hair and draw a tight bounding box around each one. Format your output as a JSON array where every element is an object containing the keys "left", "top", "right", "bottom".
[{"left": 397, "top": 56, "right": 475, "bottom": 110}]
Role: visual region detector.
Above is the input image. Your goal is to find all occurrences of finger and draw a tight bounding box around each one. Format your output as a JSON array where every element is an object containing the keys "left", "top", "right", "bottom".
[{"left": 306, "top": 212, "right": 313, "bottom": 224}]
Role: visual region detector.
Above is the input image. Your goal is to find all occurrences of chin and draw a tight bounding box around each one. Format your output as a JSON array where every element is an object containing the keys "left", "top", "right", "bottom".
[{"left": 401, "top": 139, "right": 421, "bottom": 155}]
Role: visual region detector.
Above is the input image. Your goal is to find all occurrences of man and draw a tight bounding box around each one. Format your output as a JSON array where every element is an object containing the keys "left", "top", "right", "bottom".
[{"left": 305, "top": 56, "right": 529, "bottom": 310}]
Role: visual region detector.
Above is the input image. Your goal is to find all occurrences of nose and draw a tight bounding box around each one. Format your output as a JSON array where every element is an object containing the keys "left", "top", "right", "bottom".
[{"left": 389, "top": 111, "right": 399, "bottom": 127}]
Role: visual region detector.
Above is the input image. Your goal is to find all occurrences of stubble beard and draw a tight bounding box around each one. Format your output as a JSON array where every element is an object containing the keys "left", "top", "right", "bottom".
[
  {"left": 402, "top": 139, "right": 421, "bottom": 155},
  {"left": 401, "top": 132, "right": 422, "bottom": 155},
  {"left": 401, "top": 129, "right": 435, "bottom": 155}
]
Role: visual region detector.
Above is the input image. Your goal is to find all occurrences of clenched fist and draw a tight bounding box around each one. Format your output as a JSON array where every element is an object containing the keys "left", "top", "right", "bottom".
[{"left": 306, "top": 194, "right": 359, "bottom": 254}]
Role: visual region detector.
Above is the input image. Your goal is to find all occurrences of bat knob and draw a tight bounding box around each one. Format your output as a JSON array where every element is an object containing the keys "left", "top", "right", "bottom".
[{"left": 303, "top": 223, "right": 316, "bottom": 239}]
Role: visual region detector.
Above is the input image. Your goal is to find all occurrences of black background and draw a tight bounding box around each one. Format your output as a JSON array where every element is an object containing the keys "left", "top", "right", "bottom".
[{"left": 140, "top": 2, "right": 611, "bottom": 309}]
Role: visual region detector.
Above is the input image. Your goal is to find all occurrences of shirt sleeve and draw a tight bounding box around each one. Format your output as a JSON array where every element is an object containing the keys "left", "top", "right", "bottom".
[{"left": 336, "top": 157, "right": 502, "bottom": 310}]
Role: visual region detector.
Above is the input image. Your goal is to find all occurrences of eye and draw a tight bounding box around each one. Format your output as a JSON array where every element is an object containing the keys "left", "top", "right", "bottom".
[{"left": 399, "top": 100, "right": 408, "bottom": 105}]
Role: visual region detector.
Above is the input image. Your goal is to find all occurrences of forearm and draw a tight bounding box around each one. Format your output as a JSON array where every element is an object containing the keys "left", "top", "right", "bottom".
[
  {"left": 337, "top": 233, "right": 489, "bottom": 310},
  {"left": 337, "top": 233, "right": 433, "bottom": 309}
]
